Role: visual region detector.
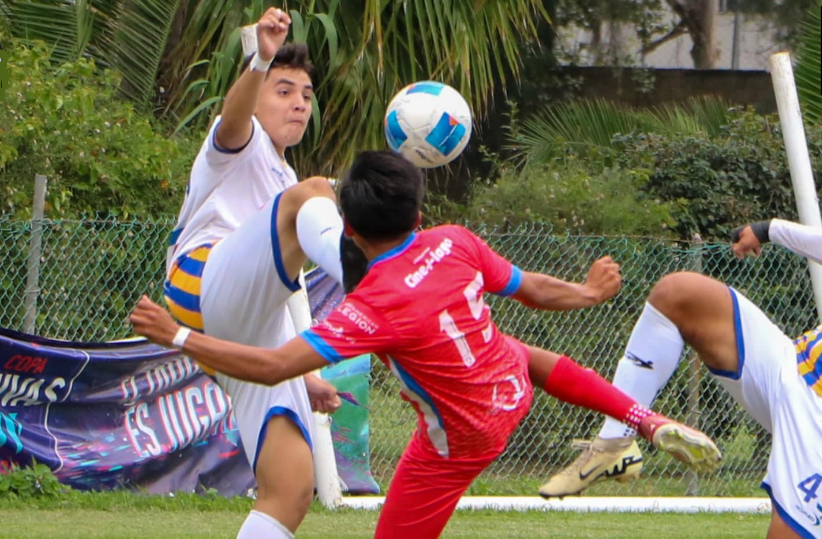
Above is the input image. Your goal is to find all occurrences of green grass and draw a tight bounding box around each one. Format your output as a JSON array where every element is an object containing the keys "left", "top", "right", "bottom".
[{"left": 0, "top": 492, "right": 771, "bottom": 539}]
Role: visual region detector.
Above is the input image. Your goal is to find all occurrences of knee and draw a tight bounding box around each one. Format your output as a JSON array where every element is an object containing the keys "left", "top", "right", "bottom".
[
  {"left": 300, "top": 176, "right": 336, "bottom": 199},
  {"left": 281, "top": 176, "right": 337, "bottom": 219},
  {"left": 647, "top": 272, "right": 703, "bottom": 318},
  {"left": 256, "top": 476, "right": 314, "bottom": 519}
]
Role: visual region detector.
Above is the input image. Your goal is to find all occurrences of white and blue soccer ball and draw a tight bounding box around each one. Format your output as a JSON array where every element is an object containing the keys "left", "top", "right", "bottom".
[{"left": 384, "top": 81, "right": 472, "bottom": 168}]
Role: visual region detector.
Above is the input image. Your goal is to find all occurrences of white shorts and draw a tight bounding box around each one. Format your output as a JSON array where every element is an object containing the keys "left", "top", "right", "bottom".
[
  {"left": 714, "top": 289, "right": 822, "bottom": 539},
  {"left": 200, "top": 194, "right": 314, "bottom": 472}
]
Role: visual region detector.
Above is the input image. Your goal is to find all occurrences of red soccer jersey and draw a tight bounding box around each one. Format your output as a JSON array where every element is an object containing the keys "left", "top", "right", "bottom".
[{"left": 302, "top": 225, "right": 533, "bottom": 458}]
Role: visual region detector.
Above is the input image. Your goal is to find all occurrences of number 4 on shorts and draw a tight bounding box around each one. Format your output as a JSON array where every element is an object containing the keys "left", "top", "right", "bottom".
[{"left": 798, "top": 473, "right": 822, "bottom": 503}]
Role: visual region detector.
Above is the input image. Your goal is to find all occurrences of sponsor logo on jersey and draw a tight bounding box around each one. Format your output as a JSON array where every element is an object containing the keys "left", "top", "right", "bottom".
[
  {"left": 795, "top": 503, "right": 822, "bottom": 527},
  {"left": 404, "top": 238, "right": 453, "bottom": 288},
  {"left": 339, "top": 303, "right": 378, "bottom": 335}
]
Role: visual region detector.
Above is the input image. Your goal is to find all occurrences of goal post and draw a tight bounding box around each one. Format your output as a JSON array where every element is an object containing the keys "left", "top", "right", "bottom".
[{"left": 769, "top": 52, "right": 822, "bottom": 322}]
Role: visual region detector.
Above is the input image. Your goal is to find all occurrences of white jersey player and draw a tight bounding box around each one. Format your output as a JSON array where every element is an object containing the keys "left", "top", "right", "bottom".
[
  {"left": 540, "top": 218, "right": 822, "bottom": 539},
  {"left": 164, "top": 9, "right": 345, "bottom": 539}
]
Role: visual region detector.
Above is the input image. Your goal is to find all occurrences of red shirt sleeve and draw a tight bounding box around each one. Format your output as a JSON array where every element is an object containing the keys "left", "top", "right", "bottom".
[
  {"left": 456, "top": 227, "right": 523, "bottom": 296},
  {"left": 300, "top": 296, "right": 398, "bottom": 363}
]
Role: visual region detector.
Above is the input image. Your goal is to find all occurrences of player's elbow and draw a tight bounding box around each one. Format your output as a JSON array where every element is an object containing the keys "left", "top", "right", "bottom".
[{"left": 260, "top": 363, "right": 287, "bottom": 386}]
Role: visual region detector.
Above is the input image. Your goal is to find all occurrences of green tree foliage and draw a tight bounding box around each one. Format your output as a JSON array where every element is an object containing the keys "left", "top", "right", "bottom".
[
  {"left": 2, "top": 0, "right": 550, "bottom": 177},
  {"left": 0, "top": 40, "right": 198, "bottom": 219},
  {"left": 514, "top": 97, "right": 733, "bottom": 165},
  {"left": 454, "top": 155, "right": 679, "bottom": 236},
  {"left": 794, "top": 1, "right": 822, "bottom": 126},
  {"left": 0, "top": 40, "right": 8, "bottom": 98},
  {"left": 614, "top": 109, "right": 810, "bottom": 240},
  {"left": 555, "top": 0, "right": 817, "bottom": 67},
  {"left": 493, "top": 95, "right": 822, "bottom": 241}
]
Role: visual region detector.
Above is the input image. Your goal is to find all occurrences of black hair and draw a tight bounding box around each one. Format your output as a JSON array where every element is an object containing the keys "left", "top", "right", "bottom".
[
  {"left": 340, "top": 151, "right": 425, "bottom": 242},
  {"left": 241, "top": 42, "right": 314, "bottom": 77}
]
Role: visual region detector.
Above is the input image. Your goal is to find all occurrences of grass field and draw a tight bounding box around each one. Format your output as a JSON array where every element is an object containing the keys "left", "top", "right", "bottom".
[{"left": 0, "top": 491, "right": 771, "bottom": 539}]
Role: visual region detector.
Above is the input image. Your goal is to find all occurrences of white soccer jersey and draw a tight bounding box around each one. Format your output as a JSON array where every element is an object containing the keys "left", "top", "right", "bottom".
[
  {"left": 715, "top": 289, "right": 822, "bottom": 539},
  {"left": 166, "top": 115, "right": 298, "bottom": 273},
  {"left": 162, "top": 116, "right": 316, "bottom": 469}
]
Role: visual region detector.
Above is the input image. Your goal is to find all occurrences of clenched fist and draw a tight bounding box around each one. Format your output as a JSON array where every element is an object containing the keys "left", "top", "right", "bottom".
[
  {"left": 583, "top": 256, "right": 621, "bottom": 304},
  {"left": 257, "top": 7, "right": 291, "bottom": 62}
]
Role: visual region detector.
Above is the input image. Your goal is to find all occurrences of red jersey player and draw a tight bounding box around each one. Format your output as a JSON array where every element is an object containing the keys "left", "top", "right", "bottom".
[{"left": 131, "top": 150, "right": 721, "bottom": 539}]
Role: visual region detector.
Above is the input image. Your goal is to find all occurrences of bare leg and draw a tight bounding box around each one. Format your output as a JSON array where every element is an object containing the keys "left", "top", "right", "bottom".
[
  {"left": 646, "top": 272, "right": 739, "bottom": 374},
  {"left": 536, "top": 272, "right": 728, "bottom": 498},
  {"left": 250, "top": 416, "right": 315, "bottom": 533},
  {"left": 766, "top": 507, "right": 804, "bottom": 539}
]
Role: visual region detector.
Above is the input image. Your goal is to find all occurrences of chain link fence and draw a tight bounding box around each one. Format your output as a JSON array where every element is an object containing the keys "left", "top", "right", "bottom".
[{"left": 2, "top": 217, "right": 813, "bottom": 497}]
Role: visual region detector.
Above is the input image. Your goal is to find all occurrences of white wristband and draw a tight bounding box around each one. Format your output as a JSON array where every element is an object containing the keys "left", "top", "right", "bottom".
[
  {"left": 172, "top": 327, "right": 191, "bottom": 349},
  {"left": 250, "top": 52, "right": 273, "bottom": 73}
]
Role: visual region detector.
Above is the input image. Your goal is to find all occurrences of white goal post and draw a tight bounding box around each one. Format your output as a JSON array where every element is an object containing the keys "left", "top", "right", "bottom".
[{"left": 770, "top": 52, "right": 822, "bottom": 322}]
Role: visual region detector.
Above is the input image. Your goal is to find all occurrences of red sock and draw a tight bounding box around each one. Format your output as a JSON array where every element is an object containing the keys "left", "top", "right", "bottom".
[{"left": 543, "top": 355, "right": 654, "bottom": 432}]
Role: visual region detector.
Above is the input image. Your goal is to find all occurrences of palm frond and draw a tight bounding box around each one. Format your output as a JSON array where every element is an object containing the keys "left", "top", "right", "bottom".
[
  {"left": 104, "top": 0, "right": 183, "bottom": 104},
  {"left": 794, "top": 1, "right": 822, "bottom": 125},
  {"left": 516, "top": 99, "right": 650, "bottom": 163},
  {"left": 5, "top": 0, "right": 93, "bottom": 63},
  {"left": 649, "top": 97, "right": 733, "bottom": 138},
  {"left": 167, "top": 0, "right": 549, "bottom": 175}
]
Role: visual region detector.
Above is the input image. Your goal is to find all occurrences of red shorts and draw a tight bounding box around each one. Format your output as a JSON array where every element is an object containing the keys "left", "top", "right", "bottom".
[
  {"left": 374, "top": 431, "right": 501, "bottom": 539},
  {"left": 374, "top": 335, "right": 532, "bottom": 538}
]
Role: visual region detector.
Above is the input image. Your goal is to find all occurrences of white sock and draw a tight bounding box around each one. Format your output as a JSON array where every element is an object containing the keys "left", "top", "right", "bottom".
[
  {"left": 237, "top": 510, "right": 294, "bottom": 539},
  {"left": 296, "top": 197, "right": 344, "bottom": 285},
  {"left": 598, "top": 301, "right": 685, "bottom": 439}
]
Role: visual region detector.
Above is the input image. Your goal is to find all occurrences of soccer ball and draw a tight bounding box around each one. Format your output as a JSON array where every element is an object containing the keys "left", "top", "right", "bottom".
[{"left": 384, "top": 81, "right": 472, "bottom": 168}]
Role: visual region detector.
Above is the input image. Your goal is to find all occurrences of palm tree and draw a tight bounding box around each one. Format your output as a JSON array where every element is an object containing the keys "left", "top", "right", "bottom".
[
  {"left": 512, "top": 96, "right": 734, "bottom": 165},
  {"left": 2, "top": 0, "right": 550, "bottom": 175},
  {"left": 794, "top": 1, "right": 822, "bottom": 126}
]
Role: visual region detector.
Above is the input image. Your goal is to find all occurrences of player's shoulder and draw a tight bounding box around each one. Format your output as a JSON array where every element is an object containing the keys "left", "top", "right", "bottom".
[
  {"left": 421, "top": 224, "right": 482, "bottom": 252},
  {"left": 422, "top": 223, "right": 475, "bottom": 241}
]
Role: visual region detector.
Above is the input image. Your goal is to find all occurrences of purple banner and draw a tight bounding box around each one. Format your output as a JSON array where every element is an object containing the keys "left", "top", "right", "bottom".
[
  {"left": 0, "top": 330, "right": 253, "bottom": 494},
  {"left": 0, "top": 268, "right": 377, "bottom": 495}
]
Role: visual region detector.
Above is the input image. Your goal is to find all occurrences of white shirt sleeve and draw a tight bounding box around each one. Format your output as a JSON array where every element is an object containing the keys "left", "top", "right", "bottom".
[
  {"left": 769, "top": 218, "right": 822, "bottom": 265},
  {"left": 204, "top": 115, "right": 263, "bottom": 168}
]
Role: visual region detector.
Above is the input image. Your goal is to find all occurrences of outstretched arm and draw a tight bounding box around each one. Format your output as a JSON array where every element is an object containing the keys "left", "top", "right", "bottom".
[
  {"left": 732, "top": 219, "right": 822, "bottom": 265},
  {"left": 215, "top": 7, "right": 291, "bottom": 150},
  {"left": 129, "top": 296, "right": 328, "bottom": 386},
  {"left": 511, "top": 256, "right": 621, "bottom": 311}
]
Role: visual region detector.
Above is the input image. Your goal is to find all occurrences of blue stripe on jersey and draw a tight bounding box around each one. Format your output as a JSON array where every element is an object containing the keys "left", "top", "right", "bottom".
[
  {"left": 175, "top": 254, "right": 207, "bottom": 279},
  {"left": 707, "top": 287, "right": 745, "bottom": 380},
  {"left": 253, "top": 405, "right": 313, "bottom": 474},
  {"left": 300, "top": 330, "right": 345, "bottom": 363},
  {"left": 389, "top": 357, "right": 447, "bottom": 452},
  {"left": 211, "top": 118, "right": 255, "bottom": 154},
  {"left": 794, "top": 324, "right": 822, "bottom": 396},
  {"left": 269, "top": 193, "right": 301, "bottom": 293},
  {"left": 796, "top": 328, "right": 822, "bottom": 388},
  {"left": 368, "top": 232, "right": 417, "bottom": 270},
  {"left": 761, "top": 482, "right": 817, "bottom": 539},
  {"left": 169, "top": 227, "right": 183, "bottom": 247},
  {"left": 163, "top": 281, "right": 201, "bottom": 313},
  {"left": 802, "top": 356, "right": 822, "bottom": 388},
  {"left": 497, "top": 266, "right": 523, "bottom": 297}
]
